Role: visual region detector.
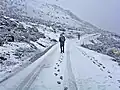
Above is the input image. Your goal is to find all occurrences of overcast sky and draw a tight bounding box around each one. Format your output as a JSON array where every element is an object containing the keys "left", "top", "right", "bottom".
[{"left": 42, "top": 0, "right": 120, "bottom": 34}]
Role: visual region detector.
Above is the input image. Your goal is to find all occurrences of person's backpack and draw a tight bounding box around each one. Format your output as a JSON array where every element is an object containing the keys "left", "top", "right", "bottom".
[{"left": 60, "top": 36, "right": 65, "bottom": 42}]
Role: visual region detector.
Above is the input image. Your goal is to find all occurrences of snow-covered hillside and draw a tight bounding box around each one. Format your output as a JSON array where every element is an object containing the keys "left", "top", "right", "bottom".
[
  {"left": 0, "top": 15, "right": 58, "bottom": 81},
  {"left": 80, "top": 33, "right": 120, "bottom": 66},
  {"left": 0, "top": 0, "right": 102, "bottom": 34}
]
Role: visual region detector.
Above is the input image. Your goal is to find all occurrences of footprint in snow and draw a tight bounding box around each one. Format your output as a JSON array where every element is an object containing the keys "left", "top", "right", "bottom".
[
  {"left": 83, "top": 54, "right": 86, "bottom": 56},
  {"left": 93, "top": 61, "right": 96, "bottom": 64},
  {"left": 90, "top": 58, "right": 93, "bottom": 60},
  {"left": 117, "top": 80, "right": 120, "bottom": 83},
  {"left": 54, "top": 67, "right": 57, "bottom": 69},
  {"left": 57, "top": 81, "right": 61, "bottom": 84},
  {"left": 103, "top": 66, "right": 106, "bottom": 69},
  {"left": 100, "top": 68, "right": 103, "bottom": 71},
  {"left": 99, "top": 63, "right": 103, "bottom": 66},
  {"left": 57, "top": 69, "right": 60, "bottom": 72},
  {"left": 60, "top": 61, "right": 62, "bottom": 63},
  {"left": 54, "top": 73, "right": 58, "bottom": 76},
  {"left": 108, "top": 75, "right": 112, "bottom": 78},
  {"left": 60, "top": 76, "right": 63, "bottom": 80},
  {"left": 92, "top": 57, "right": 95, "bottom": 60},
  {"left": 87, "top": 56, "right": 90, "bottom": 58},
  {"left": 98, "top": 65, "right": 100, "bottom": 67},
  {"left": 107, "top": 71, "right": 111, "bottom": 73},
  {"left": 59, "top": 60, "right": 62, "bottom": 63},
  {"left": 82, "top": 52, "right": 84, "bottom": 54},
  {"left": 57, "top": 64, "right": 60, "bottom": 67},
  {"left": 64, "top": 87, "right": 68, "bottom": 90},
  {"left": 59, "top": 59, "right": 61, "bottom": 61},
  {"left": 95, "top": 60, "right": 98, "bottom": 62}
]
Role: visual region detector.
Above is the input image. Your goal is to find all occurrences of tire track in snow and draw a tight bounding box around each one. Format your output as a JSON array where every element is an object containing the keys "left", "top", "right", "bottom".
[
  {"left": 16, "top": 60, "right": 45, "bottom": 90},
  {"left": 0, "top": 44, "right": 55, "bottom": 84},
  {"left": 16, "top": 44, "right": 57, "bottom": 90},
  {"left": 64, "top": 44, "right": 78, "bottom": 90}
]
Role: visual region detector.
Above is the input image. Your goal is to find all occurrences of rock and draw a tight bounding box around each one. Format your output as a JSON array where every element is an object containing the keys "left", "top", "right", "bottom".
[
  {"left": 0, "top": 40, "right": 3, "bottom": 46},
  {"left": 0, "top": 56, "right": 7, "bottom": 61},
  {"left": 0, "top": 61, "right": 3, "bottom": 64},
  {"left": 6, "top": 35, "right": 14, "bottom": 42},
  {"left": 5, "top": 61, "right": 17, "bottom": 66},
  {"left": 32, "top": 27, "right": 38, "bottom": 32},
  {"left": 51, "top": 39, "right": 57, "bottom": 42},
  {"left": 18, "top": 23, "right": 24, "bottom": 29}
]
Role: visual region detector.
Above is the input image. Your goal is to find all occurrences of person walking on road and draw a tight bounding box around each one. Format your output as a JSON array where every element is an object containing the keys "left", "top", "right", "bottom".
[
  {"left": 78, "top": 33, "right": 80, "bottom": 40},
  {"left": 59, "top": 33, "right": 65, "bottom": 53}
]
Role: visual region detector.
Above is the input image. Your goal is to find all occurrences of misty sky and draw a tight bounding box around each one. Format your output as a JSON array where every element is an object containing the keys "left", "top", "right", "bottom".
[{"left": 42, "top": 0, "right": 120, "bottom": 34}]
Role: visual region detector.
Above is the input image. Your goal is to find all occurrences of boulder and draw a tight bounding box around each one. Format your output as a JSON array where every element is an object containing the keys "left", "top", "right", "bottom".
[{"left": 7, "top": 35, "right": 14, "bottom": 42}]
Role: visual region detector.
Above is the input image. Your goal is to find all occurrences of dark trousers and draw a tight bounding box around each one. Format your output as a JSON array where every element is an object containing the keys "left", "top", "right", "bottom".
[
  {"left": 60, "top": 43, "right": 64, "bottom": 53},
  {"left": 78, "top": 36, "right": 80, "bottom": 40}
]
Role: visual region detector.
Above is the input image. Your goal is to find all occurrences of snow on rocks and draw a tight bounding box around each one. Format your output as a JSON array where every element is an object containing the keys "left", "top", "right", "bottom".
[
  {"left": 0, "top": 42, "right": 35, "bottom": 78},
  {"left": 79, "top": 33, "right": 120, "bottom": 67},
  {"left": 0, "top": 15, "right": 57, "bottom": 82}
]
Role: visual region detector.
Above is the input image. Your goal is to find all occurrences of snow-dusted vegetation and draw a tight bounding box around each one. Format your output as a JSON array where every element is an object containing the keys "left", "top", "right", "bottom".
[
  {"left": 81, "top": 33, "right": 120, "bottom": 65},
  {"left": 0, "top": 15, "right": 57, "bottom": 79}
]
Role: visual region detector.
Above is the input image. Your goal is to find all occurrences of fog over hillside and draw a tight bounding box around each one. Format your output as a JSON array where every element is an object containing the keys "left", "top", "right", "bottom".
[{"left": 40, "top": 0, "right": 120, "bottom": 35}]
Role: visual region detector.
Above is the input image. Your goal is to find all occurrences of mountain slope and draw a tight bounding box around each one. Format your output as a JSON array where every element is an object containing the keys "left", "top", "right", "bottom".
[{"left": 1, "top": 0, "right": 102, "bottom": 33}]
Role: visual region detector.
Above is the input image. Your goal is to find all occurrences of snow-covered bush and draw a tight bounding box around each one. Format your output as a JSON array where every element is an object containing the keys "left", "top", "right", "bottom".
[
  {"left": 14, "top": 47, "right": 36, "bottom": 60},
  {"left": 50, "top": 39, "right": 58, "bottom": 42},
  {"left": 0, "top": 39, "right": 3, "bottom": 46},
  {"left": 81, "top": 33, "right": 120, "bottom": 63}
]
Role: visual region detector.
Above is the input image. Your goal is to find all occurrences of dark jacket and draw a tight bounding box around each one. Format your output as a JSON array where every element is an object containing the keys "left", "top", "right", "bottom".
[{"left": 59, "top": 36, "right": 65, "bottom": 44}]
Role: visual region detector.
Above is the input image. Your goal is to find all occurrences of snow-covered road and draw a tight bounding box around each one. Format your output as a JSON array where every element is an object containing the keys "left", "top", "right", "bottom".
[
  {"left": 70, "top": 42, "right": 120, "bottom": 90},
  {"left": 29, "top": 40, "right": 120, "bottom": 90},
  {"left": 0, "top": 35, "right": 120, "bottom": 90}
]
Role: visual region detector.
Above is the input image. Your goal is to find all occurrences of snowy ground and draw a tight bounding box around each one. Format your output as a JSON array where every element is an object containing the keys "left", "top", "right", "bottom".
[
  {"left": 29, "top": 39, "right": 120, "bottom": 90},
  {"left": 0, "top": 34, "right": 120, "bottom": 90},
  {"left": 0, "top": 15, "right": 58, "bottom": 82},
  {"left": 0, "top": 39, "right": 55, "bottom": 82},
  {"left": 0, "top": 42, "right": 35, "bottom": 79}
]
